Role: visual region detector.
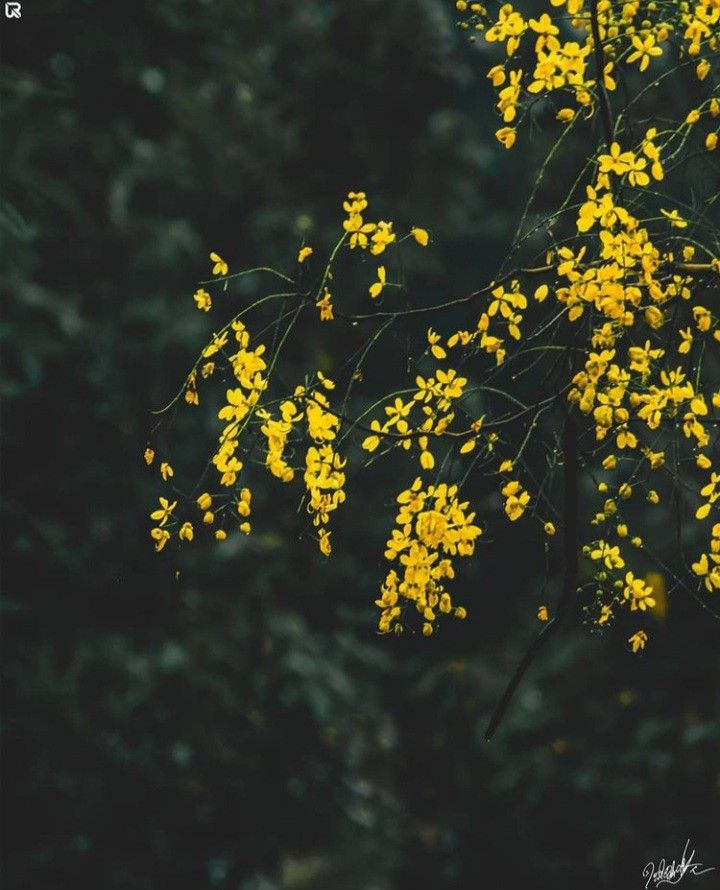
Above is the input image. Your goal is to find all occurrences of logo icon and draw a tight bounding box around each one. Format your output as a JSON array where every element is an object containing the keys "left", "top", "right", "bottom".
[{"left": 5, "top": 2, "right": 21, "bottom": 17}]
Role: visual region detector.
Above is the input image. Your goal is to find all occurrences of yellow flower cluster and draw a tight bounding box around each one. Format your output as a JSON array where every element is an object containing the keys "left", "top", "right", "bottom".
[
  {"left": 692, "top": 523, "right": 720, "bottom": 592},
  {"left": 259, "top": 395, "right": 304, "bottom": 483},
  {"left": 502, "top": 480, "right": 530, "bottom": 521},
  {"left": 456, "top": 0, "right": 720, "bottom": 150},
  {"left": 304, "top": 445, "right": 346, "bottom": 539},
  {"left": 362, "top": 364, "right": 469, "bottom": 470},
  {"left": 303, "top": 385, "right": 347, "bottom": 549},
  {"left": 434, "top": 278, "right": 531, "bottom": 368},
  {"left": 696, "top": 473, "right": 720, "bottom": 521},
  {"left": 376, "top": 478, "right": 480, "bottom": 635},
  {"left": 342, "top": 191, "right": 396, "bottom": 255},
  {"left": 149, "top": 496, "right": 176, "bottom": 551},
  {"left": 214, "top": 320, "right": 268, "bottom": 487}
]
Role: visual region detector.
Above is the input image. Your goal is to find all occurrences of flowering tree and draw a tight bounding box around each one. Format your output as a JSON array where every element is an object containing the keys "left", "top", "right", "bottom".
[{"left": 146, "top": 0, "right": 719, "bottom": 736}]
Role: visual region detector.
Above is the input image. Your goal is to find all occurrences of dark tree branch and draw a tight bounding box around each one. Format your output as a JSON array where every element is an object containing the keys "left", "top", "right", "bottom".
[
  {"left": 589, "top": 0, "right": 614, "bottom": 150},
  {"left": 484, "top": 405, "right": 579, "bottom": 741}
]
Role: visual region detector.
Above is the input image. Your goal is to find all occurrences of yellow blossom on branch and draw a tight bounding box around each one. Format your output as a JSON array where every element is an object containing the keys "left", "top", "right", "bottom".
[
  {"left": 209, "top": 251, "right": 228, "bottom": 276},
  {"left": 193, "top": 288, "right": 212, "bottom": 311}
]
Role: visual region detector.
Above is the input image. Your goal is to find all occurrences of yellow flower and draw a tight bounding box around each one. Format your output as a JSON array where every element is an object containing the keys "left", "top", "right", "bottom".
[
  {"left": 706, "top": 132, "right": 718, "bottom": 152},
  {"left": 193, "top": 288, "right": 212, "bottom": 311},
  {"left": 696, "top": 59, "right": 710, "bottom": 81},
  {"left": 427, "top": 328, "right": 447, "bottom": 360},
  {"left": 660, "top": 208, "right": 687, "bottom": 228},
  {"left": 502, "top": 480, "right": 530, "bottom": 521},
  {"left": 298, "top": 246, "right": 313, "bottom": 263},
  {"left": 420, "top": 449, "right": 435, "bottom": 470},
  {"left": 362, "top": 420, "right": 383, "bottom": 453},
  {"left": 343, "top": 202, "right": 376, "bottom": 248},
  {"left": 150, "top": 497, "right": 177, "bottom": 526},
  {"left": 202, "top": 330, "right": 229, "bottom": 358},
  {"left": 203, "top": 511, "right": 215, "bottom": 525},
  {"left": 369, "top": 266, "right": 386, "bottom": 299},
  {"left": 598, "top": 142, "right": 636, "bottom": 177},
  {"left": 678, "top": 328, "right": 693, "bottom": 354},
  {"left": 556, "top": 108, "right": 575, "bottom": 123},
  {"left": 150, "top": 527, "right": 171, "bottom": 552},
  {"left": 210, "top": 251, "right": 228, "bottom": 276},
  {"left": 537, "top": 605, "right": 549, "bottom": 621},
  {"left": 318, "top": 529, "right": 332, "bottom": 556},
  {"left": 238, "top": 487, "right": 252, "bottom": 517},
  {"left": 239, "top": 521, "right": 251, "bottom": 535},
  {"left": 628, "top": 629, "right": 648, "bottom": 653},
  {"left": 411, "top": 227, "right": 429, "bottom": 246},
  {"left": 544, "top": 521, "right": 556, "bottom": 536},
  {"left": 626, "top": 33, "right": 663, "bottom": 72},
  {"left": 316, "top": 287, "right": 334, "bottom": 321},
  {"left": 160, "top": 461, "right": 174, "bottom": 481},
  {"left": 179, "top": 522, "right": 194, "bottom": 542},
  {"left": 589, "top": 539, "right": 625, "bottom": 569},
  {"left": 623, "top": 572, "right": 656, "bottom": 611},
  {"left": 215, "top": 529, "right": 227, "bottom": 541},
  {"left": 496, "top": 126, "right": 516, "bottom": 149},
  {"left": 487, "top": 64, "right": 506, "bottom": 87},
  {"left": 603, "top": 62, "right": 617, "bottom": 91},
  {"left": 197, "top": 492, "right": 212, "bottom": 511},
  {"left": 144, "top": 447, "right": 155, "bottom": 465},
  {"left": 370, "top": 221, "right": 396, "bottom": 256},
  {"left": 685, "top": 109, "right": 700, "bottom": 125}
]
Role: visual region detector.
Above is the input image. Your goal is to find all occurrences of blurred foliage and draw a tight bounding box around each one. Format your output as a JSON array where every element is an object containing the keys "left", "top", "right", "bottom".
[{"left": 1, "top": 1, "right": 718, "bottom": 888}]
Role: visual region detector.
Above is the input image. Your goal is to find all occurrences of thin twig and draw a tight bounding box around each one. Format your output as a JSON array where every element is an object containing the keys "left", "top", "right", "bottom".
[{"left": 485, "top": 403, "right": 578, "bottom": 740}]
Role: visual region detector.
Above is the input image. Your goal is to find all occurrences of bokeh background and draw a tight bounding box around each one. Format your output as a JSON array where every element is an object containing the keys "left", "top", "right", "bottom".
[{"left": 2, "top": 1, "right": 719, "bottom": 888}]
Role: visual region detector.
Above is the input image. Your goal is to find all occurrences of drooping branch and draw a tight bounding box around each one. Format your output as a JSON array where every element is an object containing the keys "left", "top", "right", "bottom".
[{"left": 484, "top": 403, "right": 579, "bottom": 741}]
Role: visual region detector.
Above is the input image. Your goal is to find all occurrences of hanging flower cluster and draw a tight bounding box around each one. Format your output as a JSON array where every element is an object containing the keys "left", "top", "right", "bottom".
[{"left": 376, "top": 478, "right": 481, "bottom": 636}]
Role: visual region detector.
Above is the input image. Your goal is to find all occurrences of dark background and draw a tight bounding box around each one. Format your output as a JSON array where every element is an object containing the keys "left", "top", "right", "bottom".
[{"left": 2, "top": 1, "right": 719, "bottom": 888}]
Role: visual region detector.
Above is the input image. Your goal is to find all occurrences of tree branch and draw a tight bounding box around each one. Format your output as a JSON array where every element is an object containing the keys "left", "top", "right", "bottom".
[
  {"left": 484, "top": 405, "right": 578, "bottom": 740},
  {"left": 589, "top": 0, "right": 614, "bottom": 150}
]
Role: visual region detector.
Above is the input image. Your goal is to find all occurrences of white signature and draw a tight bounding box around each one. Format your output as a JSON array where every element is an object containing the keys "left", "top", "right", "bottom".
[{"left": 643, "top": 840, "right": 716, "bottom": 888}]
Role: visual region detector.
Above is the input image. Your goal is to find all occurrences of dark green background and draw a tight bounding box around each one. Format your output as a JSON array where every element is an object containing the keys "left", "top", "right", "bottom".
[{"left": 2, "top": 1, "right": 718, "bottom": 887}]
